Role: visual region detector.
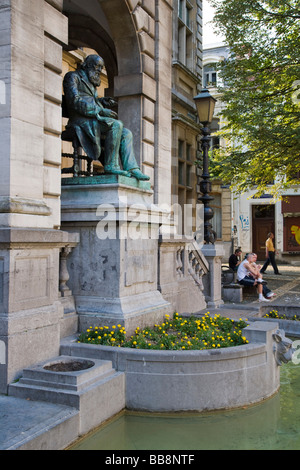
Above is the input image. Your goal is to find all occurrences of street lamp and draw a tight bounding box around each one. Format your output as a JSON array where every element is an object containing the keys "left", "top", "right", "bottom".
[{"left": 194, "top": 88, "right": 217, "bottom": 244}]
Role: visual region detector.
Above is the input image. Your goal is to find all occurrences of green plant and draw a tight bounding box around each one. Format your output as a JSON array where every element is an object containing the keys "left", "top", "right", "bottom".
[
  {"left": 77, "top": 313, "right": 249, "bottom": 350},
  {"left": 263, "top": 309, "right": 300, "bottom": 321}
]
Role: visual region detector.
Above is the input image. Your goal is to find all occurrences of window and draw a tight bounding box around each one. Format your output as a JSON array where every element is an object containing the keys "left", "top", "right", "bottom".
[
  {"left": 178, "top": 139, "right": 193, "bottom": 188},
  {"left": 177, "top": 0, "right": 193, "bottom": 69},
  {"left": 211, "top": 194, "right": 222, "bottom": 239},
  {"left": 179, "top": 160, "right": 185, "bottom": 185},
  {"left": 203, "top": 64, "right": 218, "bottom": 88}
]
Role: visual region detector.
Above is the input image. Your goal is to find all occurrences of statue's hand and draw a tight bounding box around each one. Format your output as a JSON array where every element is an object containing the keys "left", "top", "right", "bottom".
[
  {"left": 101, "top": 108, "right": 118, "bottom": 119},
  {"left": 96, "top": 114, "right": 115, "bottom": 129},
  {"left": 101, "top": 97, "right": 117, "bottom": 108}
]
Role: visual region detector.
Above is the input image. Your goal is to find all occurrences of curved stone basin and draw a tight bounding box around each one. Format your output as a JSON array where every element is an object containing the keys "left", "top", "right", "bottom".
[{"left": 61, "top": 321, "right": 289, "bottom": 413}]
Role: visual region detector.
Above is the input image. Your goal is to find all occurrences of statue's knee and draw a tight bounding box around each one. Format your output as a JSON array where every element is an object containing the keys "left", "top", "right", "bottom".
[
  {"left": 112, "top": 120, "right": 123, "bottom": 132},
  {"left": 122, "top": 128, "right": 133, "bottom": 140}
]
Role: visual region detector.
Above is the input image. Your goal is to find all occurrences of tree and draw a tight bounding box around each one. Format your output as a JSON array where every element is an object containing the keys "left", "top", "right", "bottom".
[{"left": 208, "top": 0, "right": 300, "bottom": 199}]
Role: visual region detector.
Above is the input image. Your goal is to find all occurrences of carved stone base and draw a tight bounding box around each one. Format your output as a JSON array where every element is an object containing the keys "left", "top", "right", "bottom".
[{"left": 61, "top": 177, "right": 172, "bottom": 335}]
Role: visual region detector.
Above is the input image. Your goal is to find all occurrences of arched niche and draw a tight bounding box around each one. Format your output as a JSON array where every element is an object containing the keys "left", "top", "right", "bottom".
[
  {"left": 63, "top": 0, "right": 141, "bottom": 95},
  {"left": 63, "top": 0, "right": 143, "bottom": 164}
]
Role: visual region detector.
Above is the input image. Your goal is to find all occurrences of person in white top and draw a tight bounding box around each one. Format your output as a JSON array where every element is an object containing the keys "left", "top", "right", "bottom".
[
  {"left": 251, "top": 253, "right": 275, "bottom": 299},
  {"left": 237, "top": 253, "right": 272, "bottom": 302}
]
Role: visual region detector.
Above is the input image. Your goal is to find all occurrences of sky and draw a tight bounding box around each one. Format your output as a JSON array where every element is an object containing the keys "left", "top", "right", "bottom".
[{"left": 203, "top": 0, "right": 225, "bottom": 46}]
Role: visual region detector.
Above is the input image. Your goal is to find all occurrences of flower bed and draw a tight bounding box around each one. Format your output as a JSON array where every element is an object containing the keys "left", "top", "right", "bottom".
[
  {"left": 77, "top": 312, "right": 249, "bottom": 350},
  {"left": 263, "top": 309, "right": 300, "bottom": 321}
]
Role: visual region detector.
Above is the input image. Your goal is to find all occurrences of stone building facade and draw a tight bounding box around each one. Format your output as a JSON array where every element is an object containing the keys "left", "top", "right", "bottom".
[{"left": 0, "top": 0, "right": 222, "bottom": 394}]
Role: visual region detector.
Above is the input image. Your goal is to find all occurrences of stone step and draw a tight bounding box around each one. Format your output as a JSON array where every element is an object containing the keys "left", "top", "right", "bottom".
[
  {"left": 8, "top": 356, "right": 124, "bottom": 410},
  {"left": 16, "top": 356, "right": 114, "bottom": 392},
  {"left": 8, "top": 359, "right": 126, "bottom": 436}
]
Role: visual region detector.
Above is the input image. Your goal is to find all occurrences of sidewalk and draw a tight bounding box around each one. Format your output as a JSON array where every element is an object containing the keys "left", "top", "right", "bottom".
[
  {"left": 1, "top": 264, "right": 300, "bottom": 450},
  {"left": 245, "top": 264, "right": 300, "bottom": 309},
  {"left": 204, "top": 264, "right": 300, "bottom": 320}
]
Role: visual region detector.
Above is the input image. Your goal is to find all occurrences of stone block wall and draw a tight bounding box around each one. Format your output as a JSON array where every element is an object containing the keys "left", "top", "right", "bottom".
[
  {"left": 0, "top": 0, "right": 73, "bottom": 394},
  {"left": 0, "top": 0, "right": 67, "bottom": 230}
]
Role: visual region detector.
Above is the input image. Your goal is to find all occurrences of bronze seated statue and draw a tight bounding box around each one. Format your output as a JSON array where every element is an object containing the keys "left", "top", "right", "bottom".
[{"left": 62, "top": 54, "right": 149, "bottom": 181}]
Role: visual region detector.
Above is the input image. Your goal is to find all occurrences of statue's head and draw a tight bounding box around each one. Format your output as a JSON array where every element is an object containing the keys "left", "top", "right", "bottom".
[{"left": 82, "top": 55, "right": 105, "bottom": 87}]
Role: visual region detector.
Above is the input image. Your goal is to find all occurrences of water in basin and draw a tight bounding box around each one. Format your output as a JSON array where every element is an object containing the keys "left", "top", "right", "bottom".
[{"left": 69, "top": 361, "right": 300, "bottom": 450}]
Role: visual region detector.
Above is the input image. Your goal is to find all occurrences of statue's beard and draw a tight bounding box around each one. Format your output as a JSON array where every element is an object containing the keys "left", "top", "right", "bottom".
[{"left": 88, "top": 71, "right": 101, "bottom": 87}]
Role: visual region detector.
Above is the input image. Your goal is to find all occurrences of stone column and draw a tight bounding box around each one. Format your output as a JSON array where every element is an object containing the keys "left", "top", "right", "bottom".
[
  {"left": 154, "top": 0, "right": 173, "bottom": 206},
  {"left": 201, "top": 244, "right": 225, "bottom": 308}
]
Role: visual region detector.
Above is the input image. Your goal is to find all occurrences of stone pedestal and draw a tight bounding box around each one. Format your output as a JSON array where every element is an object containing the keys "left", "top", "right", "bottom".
[
  {"left": 222, "top": 284, "right": 243, "bottom": 303},
  {"left": 61, "top": 176, "right": 172, "bottom": 335},
  {"left": 201, "top": 243, "right": 225, "bottom": 308}
]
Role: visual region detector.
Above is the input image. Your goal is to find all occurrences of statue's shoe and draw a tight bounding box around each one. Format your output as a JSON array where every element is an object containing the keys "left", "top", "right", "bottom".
[
  {"left": 104, "top": 167, "right": 129, "bottom": 176},
  {"left": 128, "top": 168, "right": 150, "bottom": 180}
]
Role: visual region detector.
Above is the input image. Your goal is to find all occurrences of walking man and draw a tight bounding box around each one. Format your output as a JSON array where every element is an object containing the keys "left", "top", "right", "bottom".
[{"left": 260, "top": 232, "right": 281, "bottom": 275}]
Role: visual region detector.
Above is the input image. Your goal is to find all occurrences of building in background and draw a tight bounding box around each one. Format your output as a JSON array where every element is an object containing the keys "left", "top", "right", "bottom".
[
  {"left": 203, "top": 42, "right": 300, "bottom": 264},
  {"left": 172, "top": 0, "right": 203, "bottom": 236}
]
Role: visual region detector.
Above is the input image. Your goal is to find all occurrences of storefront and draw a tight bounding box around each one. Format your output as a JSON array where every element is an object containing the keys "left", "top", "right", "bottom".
[{"left": 282, "top": 196, "right": 300, "bottom": 254}]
